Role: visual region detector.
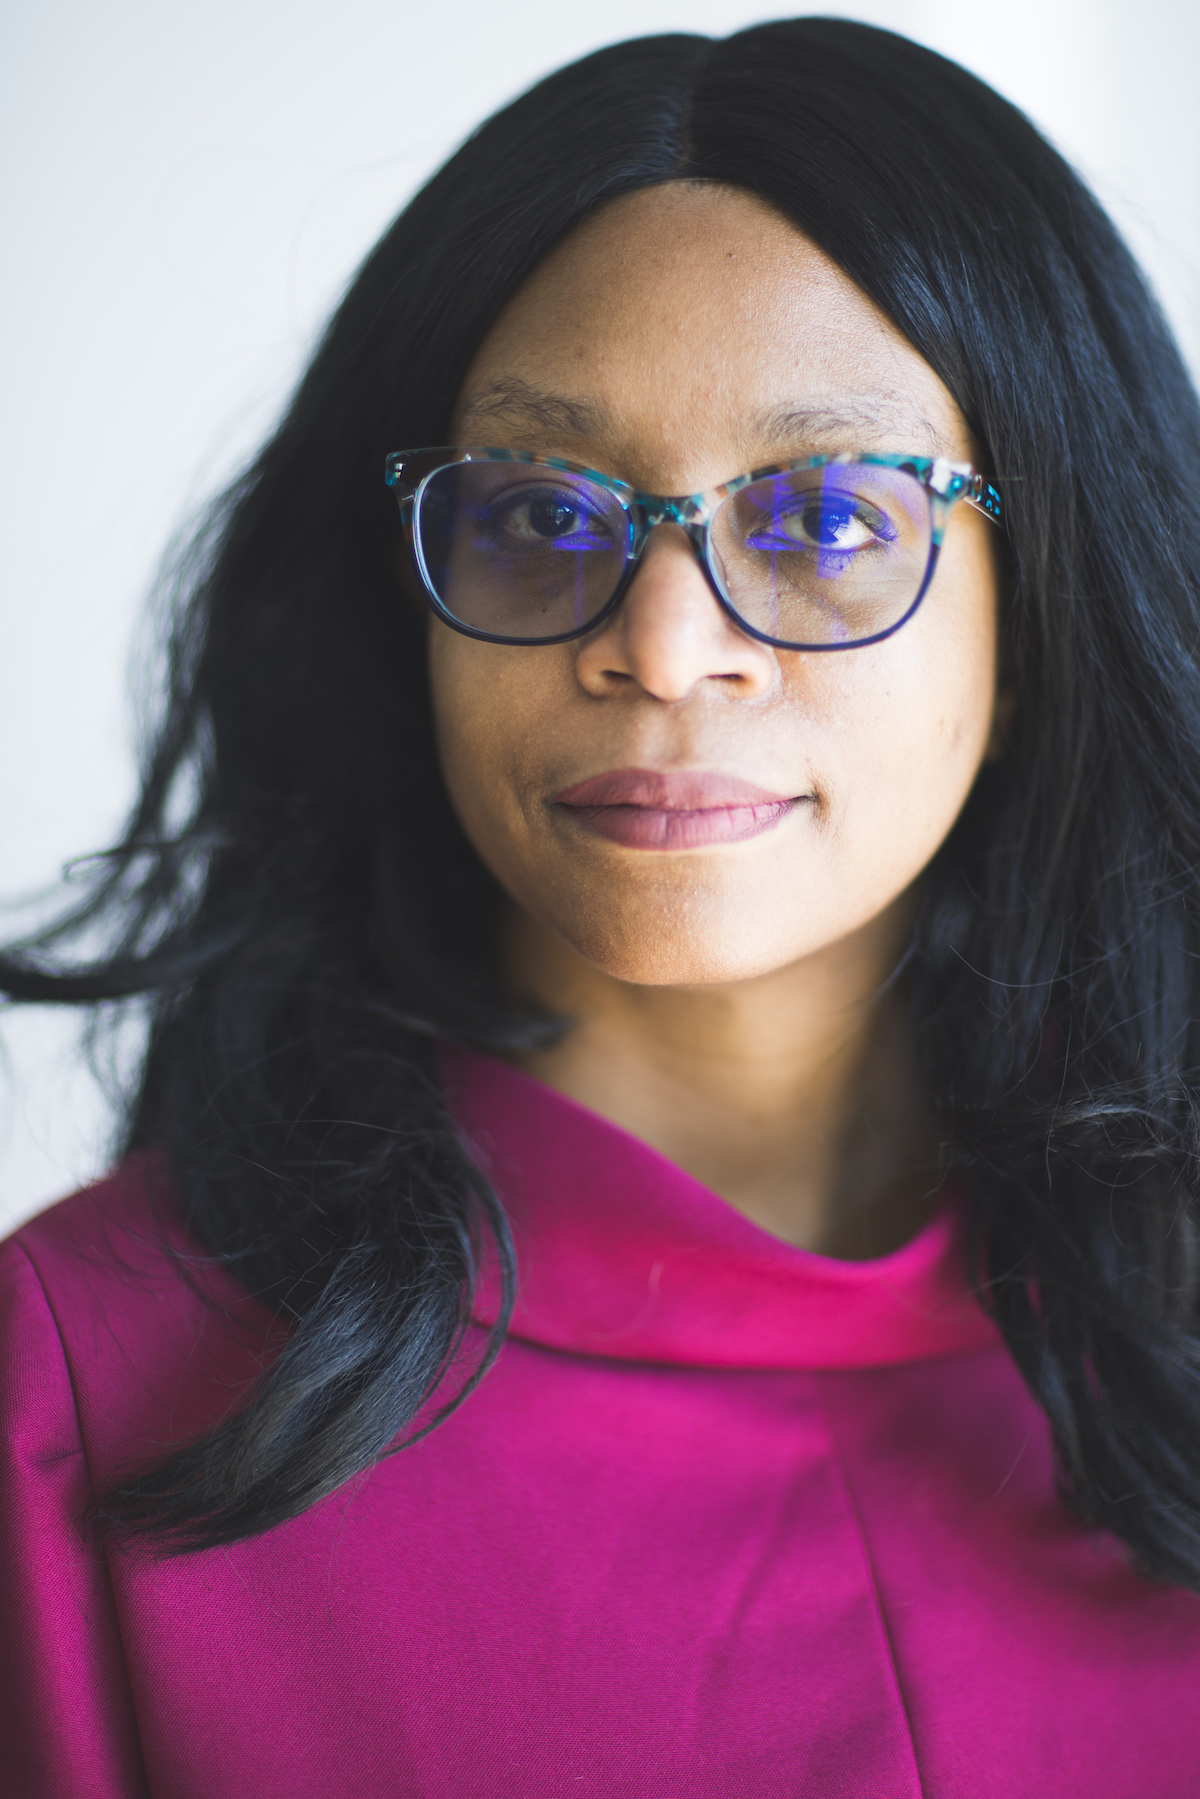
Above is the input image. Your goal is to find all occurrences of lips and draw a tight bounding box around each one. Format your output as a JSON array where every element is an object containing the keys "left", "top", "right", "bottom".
[{"left": 551, "top": 767, "right": 799, "bottom": 850}]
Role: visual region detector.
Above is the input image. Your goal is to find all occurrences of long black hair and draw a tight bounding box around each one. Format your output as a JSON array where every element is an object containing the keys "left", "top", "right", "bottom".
[{"left": 7, "top": 17, "right": 1200, "bottom": 1582}]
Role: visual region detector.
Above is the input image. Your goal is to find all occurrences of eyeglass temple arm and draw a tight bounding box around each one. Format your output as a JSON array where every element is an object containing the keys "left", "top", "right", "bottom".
[{"left": 931, "top": 457, "right": 1003, "bottom": 524}]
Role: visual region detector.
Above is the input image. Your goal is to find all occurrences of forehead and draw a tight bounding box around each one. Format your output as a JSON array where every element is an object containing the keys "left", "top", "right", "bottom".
[{"left": 453, "top": 183, "right": 967, "bottom": 475}]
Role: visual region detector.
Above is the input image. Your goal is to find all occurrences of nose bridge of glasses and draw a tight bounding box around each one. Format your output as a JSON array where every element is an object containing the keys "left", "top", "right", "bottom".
[
  {"left": 634, "top": 492, "right": 707, "bottom": 528},
  {"left": 619, "top": 494, "right": 724, "bottom": 617},
  {"left": 629, "top": 493, "right": 712, "bottom": 566}
]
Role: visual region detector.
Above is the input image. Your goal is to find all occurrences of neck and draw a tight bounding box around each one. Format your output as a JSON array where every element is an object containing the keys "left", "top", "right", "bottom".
[{"left": 500, "top": 898, "right": 945, "bottom": 1258}]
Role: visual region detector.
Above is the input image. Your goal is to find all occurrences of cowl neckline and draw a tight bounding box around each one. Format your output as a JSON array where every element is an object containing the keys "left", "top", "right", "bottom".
[{"left": 444, "top": 1044, "right": 999, "bottom": 1371}]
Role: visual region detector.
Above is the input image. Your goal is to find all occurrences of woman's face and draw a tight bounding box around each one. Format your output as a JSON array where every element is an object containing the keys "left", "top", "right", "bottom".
[{"left": 430, "top": 183, "right": 1002, "bottom": 988}]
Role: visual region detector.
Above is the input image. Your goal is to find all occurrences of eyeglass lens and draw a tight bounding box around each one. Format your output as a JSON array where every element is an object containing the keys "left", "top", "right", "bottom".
[{"left": 414, "top": 461, "right": 933, "bottom": 646}]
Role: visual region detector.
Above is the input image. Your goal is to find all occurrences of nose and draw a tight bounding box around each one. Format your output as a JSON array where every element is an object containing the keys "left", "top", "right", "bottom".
[{"left": 573, "top": 526, "right": 777, "bottom": 702}]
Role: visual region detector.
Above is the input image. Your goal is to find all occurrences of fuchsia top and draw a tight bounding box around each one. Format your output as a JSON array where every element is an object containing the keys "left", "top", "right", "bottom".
[{"left": 4, "top": 1048, "right": 1200, "bottom": 1798}]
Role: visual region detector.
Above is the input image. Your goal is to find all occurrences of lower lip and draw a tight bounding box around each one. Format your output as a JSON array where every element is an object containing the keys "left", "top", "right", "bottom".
[{"left": 555, "top": 799, "right": 796, "bottom": 849}]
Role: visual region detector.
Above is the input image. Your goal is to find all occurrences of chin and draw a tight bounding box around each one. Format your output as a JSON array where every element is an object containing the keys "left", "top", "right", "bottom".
[{"left": 557, "top": 904, "right": 810, "bottom": 990}]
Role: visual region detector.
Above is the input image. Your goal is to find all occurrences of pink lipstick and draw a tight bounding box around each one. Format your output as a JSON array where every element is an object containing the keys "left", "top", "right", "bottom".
[{"left": 551, "top": 768, "right": 798, "bottom": 850}]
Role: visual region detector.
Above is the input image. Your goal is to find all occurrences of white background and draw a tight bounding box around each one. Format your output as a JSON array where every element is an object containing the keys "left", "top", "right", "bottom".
[{"left": 3, "top": 0, "right": 1199, "bottom": 1237}]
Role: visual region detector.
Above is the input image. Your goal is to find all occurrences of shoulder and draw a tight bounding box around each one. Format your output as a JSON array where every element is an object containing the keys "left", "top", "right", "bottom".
[
  {"left": 6, "top": 1147, "right": 184, "bottom": 1286},
  {"left": 4, "top": 1150, "right": 208, "bottom": 1378},
  {"left": 2, "top": 1152, "right": 277, "bottom": 1482},
  {"left": 0, "top": 1173, "right": 158, "bottom": 1792}
]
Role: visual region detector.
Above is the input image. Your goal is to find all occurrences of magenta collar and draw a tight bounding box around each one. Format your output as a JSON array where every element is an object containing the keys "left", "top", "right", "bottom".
[{"left": 445, "top": 1046, "right": 998, "bottom": 1371}]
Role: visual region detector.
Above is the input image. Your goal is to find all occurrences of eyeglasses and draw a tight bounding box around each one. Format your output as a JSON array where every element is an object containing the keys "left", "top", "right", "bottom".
[{"left": 384, "top": 447, "right": 1003, "bottom": 651}]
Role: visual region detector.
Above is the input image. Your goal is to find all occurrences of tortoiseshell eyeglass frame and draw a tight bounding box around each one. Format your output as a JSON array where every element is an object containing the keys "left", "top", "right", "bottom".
[{"left": 384, "top": 446, "right": 1004, "bottom": 651}]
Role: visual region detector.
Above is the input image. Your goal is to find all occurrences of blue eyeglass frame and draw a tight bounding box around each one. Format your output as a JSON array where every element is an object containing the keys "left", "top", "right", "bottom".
[{"left": 384, "top": 446, "right": 1004, "bottom": 651}]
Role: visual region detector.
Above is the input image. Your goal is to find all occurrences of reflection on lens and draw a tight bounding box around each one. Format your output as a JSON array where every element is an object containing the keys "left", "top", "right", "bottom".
[
  {"left": 710, "top": 464, "right": 931, "bottom": 645},
  {"left": 416, "top": 462, "right": 631, "bottom": 639}
]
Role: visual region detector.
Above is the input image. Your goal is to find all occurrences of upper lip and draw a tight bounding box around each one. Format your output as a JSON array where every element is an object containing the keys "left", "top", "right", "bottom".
[{"left": 552, "top": 768, "right": 796, "bottom": 810}]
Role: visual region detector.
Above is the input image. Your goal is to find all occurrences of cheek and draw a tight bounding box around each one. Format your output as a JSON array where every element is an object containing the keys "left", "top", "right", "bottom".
[
  {"left": 427, "top": 626, "right": 555, "bottom": 881},
  {"left": 806, "top": 548, "right": 998, "bottom": 896},
  {"left": 429, "top": 629, "right": 505, "bottom": 820}
]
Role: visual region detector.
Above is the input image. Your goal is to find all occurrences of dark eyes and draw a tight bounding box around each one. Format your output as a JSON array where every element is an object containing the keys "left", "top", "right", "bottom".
[
  {"left": 474, "top": 481, "right": 897, "bottom": 557},
  {"left": 481, "top": 485, "right": 617, "bottom": 546},
  {"left": 745, "top": 498, "right": 890, "bottom": 553}
]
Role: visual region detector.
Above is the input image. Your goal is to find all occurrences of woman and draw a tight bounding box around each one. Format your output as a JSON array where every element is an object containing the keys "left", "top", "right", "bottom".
[{"left": 4, "top": 17, "right": 1200, "bottom": 1796}]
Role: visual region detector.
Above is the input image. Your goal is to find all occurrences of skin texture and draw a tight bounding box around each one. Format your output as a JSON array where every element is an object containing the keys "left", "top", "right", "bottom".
[{"left": 429, "top": 183, "right": 1004, "bottom": 1256}]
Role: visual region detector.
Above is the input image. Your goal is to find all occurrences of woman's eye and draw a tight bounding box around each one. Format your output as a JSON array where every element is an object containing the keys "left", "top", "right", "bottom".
[
  {"left": 751, "top": 500, "right": 881, "bottom": 552},
  {"left": 489, "top": 487, "right": 606, "bottom": 543}
]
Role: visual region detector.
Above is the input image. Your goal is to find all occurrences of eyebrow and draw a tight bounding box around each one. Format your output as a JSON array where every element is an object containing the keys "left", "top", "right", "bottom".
[
  {"left": 752, "top": 397, "right": 946, "bottom": 455},
  {"left": 455, "top": 376, "right": 946, "bottom": 455},
  {"left": 455, "top": 376, "right": 608, "bottom": 440}
]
